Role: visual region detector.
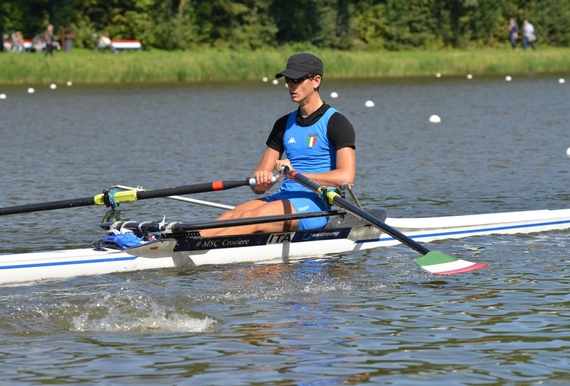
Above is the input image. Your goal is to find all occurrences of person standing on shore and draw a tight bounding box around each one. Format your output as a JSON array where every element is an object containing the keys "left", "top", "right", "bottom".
[
  {"left": 97, "top": 32, "right": 118, "bottom": 53},
  {"left": 523, "top": 19, "right": 536, "bottom": 51},
  {"left": 32, "top": 33, "right": 43, "bottom": 53},
  {"left": 200, "top": 53, "right": 356, "bottom": 236},
  {"left": 43, "top": 24, "right": 55, "bottom": 57},
  {"left": 508, "top": 18, "right": 518, "bottom": 51},
  {"left": 10, "top": 30, "right": 24, "bottom": 53}
]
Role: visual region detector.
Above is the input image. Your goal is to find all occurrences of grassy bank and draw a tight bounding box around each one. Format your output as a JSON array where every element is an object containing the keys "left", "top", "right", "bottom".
[{"left": 1, "top": 47, "right": 570, "bottom": 85}]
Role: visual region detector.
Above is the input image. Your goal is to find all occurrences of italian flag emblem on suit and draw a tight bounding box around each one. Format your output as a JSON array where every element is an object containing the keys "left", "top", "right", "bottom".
[{"left": 307, "top": 134, "right": 317, "bottom": 148}]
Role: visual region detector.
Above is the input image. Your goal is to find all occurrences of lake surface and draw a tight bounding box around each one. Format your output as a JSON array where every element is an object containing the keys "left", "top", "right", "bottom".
[{"left": 1, "top": 72, "right": 570, "bottom": 385}]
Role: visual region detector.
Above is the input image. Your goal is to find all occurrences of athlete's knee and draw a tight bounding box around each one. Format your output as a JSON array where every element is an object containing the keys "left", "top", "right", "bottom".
[
  {"left": 217, "top": 210, "right": 242, "bottom": 220},
  {"left": 238, "top": 208, "right": 260, "bottom": 219}
]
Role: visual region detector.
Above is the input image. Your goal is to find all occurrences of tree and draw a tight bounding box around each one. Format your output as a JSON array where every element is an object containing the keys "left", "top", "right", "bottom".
[{"left": 2, "top": 0, "right": 570, "bottom": 51}]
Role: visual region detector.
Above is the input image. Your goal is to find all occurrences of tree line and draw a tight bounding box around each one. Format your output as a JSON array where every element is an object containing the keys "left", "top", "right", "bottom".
[{"left": 1, "top": 0, "right": 569, "bottom": 51}]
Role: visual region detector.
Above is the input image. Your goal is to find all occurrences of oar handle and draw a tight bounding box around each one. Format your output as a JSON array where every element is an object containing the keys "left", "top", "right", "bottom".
[
  {"left": 248, "top": 176, "right": 277, "bottom": 185},
  {"left": 0, "top": 176, "right": 276, "bottom": 216}
]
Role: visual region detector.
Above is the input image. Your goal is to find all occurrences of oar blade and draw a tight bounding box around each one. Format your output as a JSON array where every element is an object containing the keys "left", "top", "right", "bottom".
[{"left": 414, "top": 251, "right": 489, "bottom": 275}]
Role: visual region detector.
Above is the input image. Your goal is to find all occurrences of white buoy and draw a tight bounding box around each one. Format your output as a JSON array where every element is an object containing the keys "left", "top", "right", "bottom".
[
  {"left": 27, "top": 88, "right": 35, "bottom": 94},
  {"left": 566, "top": 147, "right": 570, "bottom": 156},
  {"left": 436, "top": 72, "right": 441, "bottom": 78},
  {"left": 429, "top": 115, "right": 441, "bottom": 123},
  {"left": 365, "top": 100, "right": 374, "bottom": 108},
  {"left": 0, "top": 94, "right": 6, "bottom": 99},
  {"left": 262, "top": 77, "right": 268, "bottom": 82},
  {"left": 506, "top": 76, "right": 512, "bottom": 82},
  {"left": 330, "top": 92, "right": 338, "bottom": 98},
  {"left": 272, "top": 79, "right": 278, "bottom": 85},
  {"left": 467, "top": 74, "right": 473, "bottom": 80},
  {"left": 559, "top": 78, "right": 565, "bottom": 84},
  {"left": 67, "top": 81, "right": 73, "bottom": 86},
  {"left": 50, "top": 83, "right": 57, "bottom": 89}
]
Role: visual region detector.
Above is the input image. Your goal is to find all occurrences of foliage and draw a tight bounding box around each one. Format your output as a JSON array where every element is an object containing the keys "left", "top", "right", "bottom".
[
  {"left": 3, "top": 47, "right": 570, "bottom": 85},
  {"left": 1, "top": 0, "right": 569, "bottom": 51}
]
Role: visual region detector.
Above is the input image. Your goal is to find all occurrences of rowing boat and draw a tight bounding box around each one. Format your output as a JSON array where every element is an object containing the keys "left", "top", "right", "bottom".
[
  {"left": 1, "top": 170, "right": 568, "bottom": 285},
  {"left": 2, "top": 206, "right": 570, "bottom": 286}
]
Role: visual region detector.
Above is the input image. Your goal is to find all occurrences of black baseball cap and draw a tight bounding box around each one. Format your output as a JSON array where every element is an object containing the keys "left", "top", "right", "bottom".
[{"left": 275, "top": 53, "right": 324, "bottom": 79}]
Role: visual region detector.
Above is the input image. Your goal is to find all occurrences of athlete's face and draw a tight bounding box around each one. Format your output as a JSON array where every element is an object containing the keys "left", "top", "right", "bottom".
[{"left": 285, "top": 74, "right": 321, "bottom": 104}]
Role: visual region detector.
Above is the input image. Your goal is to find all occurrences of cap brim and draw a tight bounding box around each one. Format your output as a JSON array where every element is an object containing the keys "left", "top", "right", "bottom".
[{"left": 275, "top": 68, "right": 310, "bottom": 79}]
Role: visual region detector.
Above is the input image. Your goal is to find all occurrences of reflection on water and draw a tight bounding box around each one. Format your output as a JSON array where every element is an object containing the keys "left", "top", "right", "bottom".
[{"left": 1, "top": 73, "right": 570, "bottom": 384}]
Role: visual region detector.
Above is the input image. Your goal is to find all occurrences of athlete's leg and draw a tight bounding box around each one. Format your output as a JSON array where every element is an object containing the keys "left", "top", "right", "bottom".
[
  {"left": 200, "top": 199, "right": 297, "bottom": 236},
  {"left": 215, "top": 199, "right": 266, "bottom": 220}
]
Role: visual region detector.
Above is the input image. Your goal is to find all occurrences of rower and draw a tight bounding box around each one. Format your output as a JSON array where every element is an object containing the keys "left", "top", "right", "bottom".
[{"left": 200, "top": 53, "right": 356, "bottom": 236}]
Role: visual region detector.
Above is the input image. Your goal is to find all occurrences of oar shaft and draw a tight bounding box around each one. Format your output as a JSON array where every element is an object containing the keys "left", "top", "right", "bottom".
[
  {"left": 113, "top": 184, "right": 235, "bottom": 210},
  {"left": 333, "top": 196, "right": 429, "bottom": 255},
  {"left": 283, "top": 168, "right": 429, "bottom": 255},
  {"left": 135, "top": 179, "right": 254, "bottom": 200},
  {"left": 280, "top": 167, "right": 488, "bottom": 275},
  {"left": 0, "top": 196, "right": 96, "bottom": 215},
  {"left": 0, "top": 177, "right": 269, "bottom": 216},
  {"left": 103, "top": 210, "right": 344, "bottom": 233}
]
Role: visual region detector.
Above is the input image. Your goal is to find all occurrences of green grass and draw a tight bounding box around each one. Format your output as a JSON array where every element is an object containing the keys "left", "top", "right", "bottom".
[{"left": 1, "top": 47, "right": 570, "bottom": 85}]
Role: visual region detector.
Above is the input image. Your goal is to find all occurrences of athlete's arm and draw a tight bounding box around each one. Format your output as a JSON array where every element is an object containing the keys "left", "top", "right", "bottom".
[
  {"left": 302, "top": 146, "right": 355, "bottom": 187},
  {"left": 250, "top": 147, "right": 281, "bottom": 194}
]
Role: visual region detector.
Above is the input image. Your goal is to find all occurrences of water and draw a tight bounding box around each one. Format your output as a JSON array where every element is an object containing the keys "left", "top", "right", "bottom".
[{"left": 1, "top": 73, "right": 570, "bottom": 384}]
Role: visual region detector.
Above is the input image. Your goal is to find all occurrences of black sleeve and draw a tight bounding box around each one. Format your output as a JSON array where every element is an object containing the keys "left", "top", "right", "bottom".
[
  {"left": 265, "top": 114, "right": 289, "bottom": 154},
  {"left": 328, "top": 112, "right": 356, "bottom": 150}
]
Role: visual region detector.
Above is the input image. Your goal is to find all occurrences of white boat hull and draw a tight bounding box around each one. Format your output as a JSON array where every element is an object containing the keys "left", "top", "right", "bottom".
[
  {"left": 386, "top": 208, "right": 570, "bottom": 242},
  {"left": 2, "top": 208, "right": 570, "bottom": 285}
]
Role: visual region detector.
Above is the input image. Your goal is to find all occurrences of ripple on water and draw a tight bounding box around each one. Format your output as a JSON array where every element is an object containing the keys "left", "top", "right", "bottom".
[{"left": 1, "top": 75, "right": 570, "bottom": 384}]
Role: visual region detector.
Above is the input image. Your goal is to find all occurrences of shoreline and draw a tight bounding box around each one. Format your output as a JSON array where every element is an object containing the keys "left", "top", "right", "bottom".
[{"left": 1, "top": 48, "right": 570, "bottom": 85}]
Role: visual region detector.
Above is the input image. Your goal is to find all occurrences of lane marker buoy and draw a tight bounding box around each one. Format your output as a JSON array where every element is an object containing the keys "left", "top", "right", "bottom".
[{"left": 429, "top": 115, "right": 441, "bottom": 123}]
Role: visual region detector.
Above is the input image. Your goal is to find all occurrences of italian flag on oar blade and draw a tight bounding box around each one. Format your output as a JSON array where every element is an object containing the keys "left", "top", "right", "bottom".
[
  {"left": 281, "top": 167, "right": 489, "bottom": 276},
  {"left": 414, "top": 251, "right": 489, "bottom": 275}
]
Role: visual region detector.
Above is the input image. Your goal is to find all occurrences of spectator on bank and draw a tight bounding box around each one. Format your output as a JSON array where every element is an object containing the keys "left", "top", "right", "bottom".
[
  {"left": 43, "top": 24, "right": 55, "bottom": 57},
  {"left": 97, "top": 32, "right": 117, "bottom": 53},
  {"left": 32, "top": 33, "right": 43, "bottom": 53},
  {"left": 508, "top": 18, "right": 518, "bottom": 51},
  {"left": 11, "top": 30, "right": 24, "bottom": 53},
  {"left": 523, "top": 19, "right": 536, "bottom": 51}
]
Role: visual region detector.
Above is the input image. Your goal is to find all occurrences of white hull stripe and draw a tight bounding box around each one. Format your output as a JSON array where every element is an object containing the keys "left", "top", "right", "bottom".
[{"left": 365, "top": 218, "right": 570, "bottom": 243}]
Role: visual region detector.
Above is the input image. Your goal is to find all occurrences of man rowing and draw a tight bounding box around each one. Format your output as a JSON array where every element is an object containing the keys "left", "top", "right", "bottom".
[{"left": 201, "top": 53, "right": 356, "bottom": 236}]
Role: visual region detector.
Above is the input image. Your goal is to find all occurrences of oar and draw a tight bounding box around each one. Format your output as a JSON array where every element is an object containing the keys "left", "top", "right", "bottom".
[
  {"left": 113, "top": 184, "right": 234, "bottom": 210},
  {"left": 281, "top": 167, "right": 489, "bottom": 275},
  {"left": 0, "top": 177, "right": 272, "bottom": 216},
  {"left": 102, "top": 210, "right": 345, "bottom": 233}
]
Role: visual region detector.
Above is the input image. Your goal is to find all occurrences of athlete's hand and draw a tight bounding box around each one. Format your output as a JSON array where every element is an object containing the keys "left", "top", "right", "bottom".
[
  {"left": 275, "top": 159, "right": 293, "bottom": 175},
  {"left": 251, "top": 170, "right": 279, "bottom": 194}
]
